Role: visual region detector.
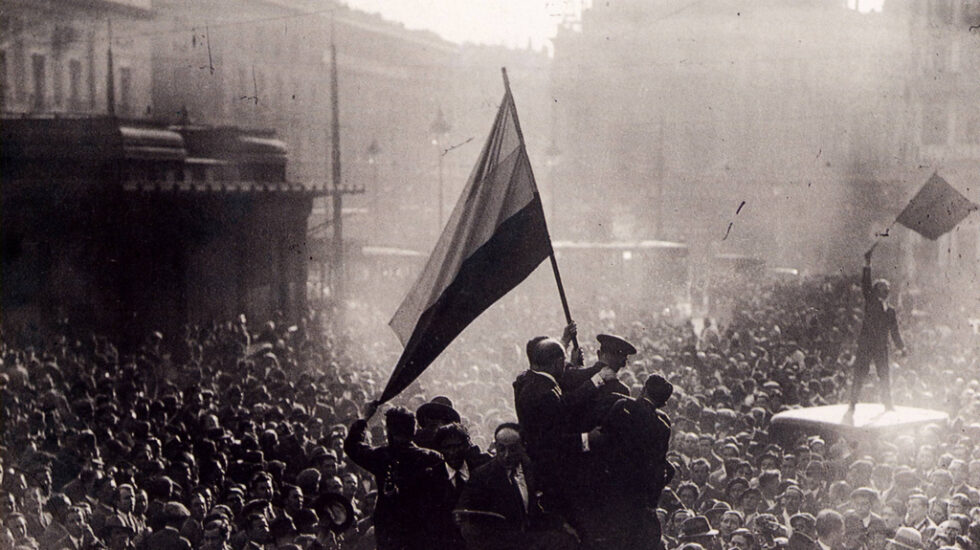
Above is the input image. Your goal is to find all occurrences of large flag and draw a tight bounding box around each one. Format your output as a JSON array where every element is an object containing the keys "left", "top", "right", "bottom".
[
  {"left": 896, "top": 173, "right": 978, "bottom": 240},
  {"left": 380, "top": 78, "right": 552, "bottom": 403}
]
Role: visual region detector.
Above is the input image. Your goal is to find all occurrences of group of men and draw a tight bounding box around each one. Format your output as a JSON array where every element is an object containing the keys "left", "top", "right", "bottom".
[{"left": 344, "top": 324, "right": 675, "bottom": 550}]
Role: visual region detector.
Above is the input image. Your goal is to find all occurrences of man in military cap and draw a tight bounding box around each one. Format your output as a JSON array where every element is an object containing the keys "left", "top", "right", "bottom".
[{"left": 562, "top": 333, "right": 636, "bottom": 432}]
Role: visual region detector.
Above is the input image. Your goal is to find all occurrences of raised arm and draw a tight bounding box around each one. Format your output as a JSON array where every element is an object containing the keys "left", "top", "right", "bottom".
[{"left": 343, "top": 402, "right": 385, "bottom": 474}]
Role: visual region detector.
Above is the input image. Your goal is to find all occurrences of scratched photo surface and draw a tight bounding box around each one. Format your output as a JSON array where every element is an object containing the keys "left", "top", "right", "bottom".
[{"left": 2, "top": 1, "right": 979, "bottom": 550}]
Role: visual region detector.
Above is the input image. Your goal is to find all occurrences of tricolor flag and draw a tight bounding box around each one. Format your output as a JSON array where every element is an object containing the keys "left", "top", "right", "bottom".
[
  {"left": 380, "top": 75, "right": 553, "bottom": 403},
  {"left": 896, "top": 173, "right": 978, "bottom": 240}
]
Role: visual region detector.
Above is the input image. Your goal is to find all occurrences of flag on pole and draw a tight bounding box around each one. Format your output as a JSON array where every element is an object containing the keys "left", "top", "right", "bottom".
[
  {"left": 896, "top": 173, "right": 978, "bottom": 240},
  {"left": 381, "top": 79, "right": 552, "bottom": 403}
]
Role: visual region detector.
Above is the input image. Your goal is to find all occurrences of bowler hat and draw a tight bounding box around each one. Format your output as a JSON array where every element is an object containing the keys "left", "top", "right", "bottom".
[
  {"left": 416, "top": 398, "right": 461, "bottom": 425},
  {"left": 163, "top": 501, "right": 191, "bottom": 521},
  {"left": 850, "top": 487, "right": 878, "bottom": 502},
  {"left": 679, "top": 516, "right": 719, "bottom": 539},
  {"left": 886, "top": 526, "right": 923, "bottom": 549},
  {"left": 597, "top": 334, "right": 637, "bottom": 356}
]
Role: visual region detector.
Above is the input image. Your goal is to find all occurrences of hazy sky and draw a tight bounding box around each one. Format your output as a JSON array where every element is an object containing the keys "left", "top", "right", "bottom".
[
  {"left": 342, "top": 0, "right": 583, "bottom": 49},
  {"left": 342, "top": 0, "right": 886, "bottom": 50}
]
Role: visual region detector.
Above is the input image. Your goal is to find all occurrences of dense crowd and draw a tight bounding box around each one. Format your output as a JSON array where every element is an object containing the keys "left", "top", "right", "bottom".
[{"left": 1, "top": 264, "right": 978, "bottom": 550}]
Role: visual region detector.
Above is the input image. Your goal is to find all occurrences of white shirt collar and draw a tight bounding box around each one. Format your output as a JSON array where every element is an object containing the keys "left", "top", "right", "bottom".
[{"left": 447, "top": 461, "right": 470, "bottom": 482}]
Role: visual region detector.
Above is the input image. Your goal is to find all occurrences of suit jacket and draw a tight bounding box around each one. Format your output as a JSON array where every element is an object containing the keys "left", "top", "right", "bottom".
[
  {"left": 344, "top": 418, "right": 456, "bottom": 550},
  {"left": 858, "top": 267, "right": 903, "bottom": 353},
  {"left": 844, "top": 511, "right": 886, "bottom": 547},
  {"left": 513, "top": 369, "right": 599, "bottom": 470},
  {"left": 562, "top": 362, "right": 631, "bottom": 432},
  {"left": 595, "top": 396, "right": 673, "bottom": 508},
  {"left": 456, "top": 460, "right": 538, "bottom": 533}
]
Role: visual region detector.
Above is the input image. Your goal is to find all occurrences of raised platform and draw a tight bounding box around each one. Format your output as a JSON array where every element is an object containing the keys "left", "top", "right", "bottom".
[{"left": 770, "top": 404, "right": 949, "bottom": 442}]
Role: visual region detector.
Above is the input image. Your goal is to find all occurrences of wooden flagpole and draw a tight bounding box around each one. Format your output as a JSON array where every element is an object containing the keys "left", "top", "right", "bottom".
[{"left": 501, "top": 67, "right": 579, "bottom": 351}]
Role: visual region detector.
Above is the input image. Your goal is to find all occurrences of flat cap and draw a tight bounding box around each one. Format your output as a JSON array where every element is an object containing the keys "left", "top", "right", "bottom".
[
  {"left": 163, "top": 501, "right": 191, "bottom": 520},
  {"left": 597, "top": 334, "right": 637, "bottom": 356}
]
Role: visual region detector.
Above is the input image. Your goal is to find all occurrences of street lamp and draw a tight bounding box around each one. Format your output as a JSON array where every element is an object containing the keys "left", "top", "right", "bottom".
[
  {"left": 366, "top": 138, "right": 381, "bottom": 216},
  {"left": 545, "top": 139, "right": 562, "bottom": 227},
  {"left": 430, "top": 107, "right": 451, "bottom": 230}
]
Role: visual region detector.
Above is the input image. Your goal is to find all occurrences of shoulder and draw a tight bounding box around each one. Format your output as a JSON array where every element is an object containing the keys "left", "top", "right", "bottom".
[{"left": 470, "top": 460, "right": 502, "bottom": 482}]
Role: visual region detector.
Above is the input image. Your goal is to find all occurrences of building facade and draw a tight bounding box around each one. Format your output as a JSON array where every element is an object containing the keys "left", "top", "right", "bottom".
[
  {"left": 0, "top": 0, "right": 154, "bottom": 117},
  {"left": 549, "top": 0, "right": 915, "bottom": 275},
  {"left": 2, "top": 116, "right": 317, "bottom": 342}
]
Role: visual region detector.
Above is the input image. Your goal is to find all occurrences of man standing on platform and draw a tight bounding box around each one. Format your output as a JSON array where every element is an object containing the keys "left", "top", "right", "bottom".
[
  {"left": 849, "top": 247, "right": 905, "bottom": 411},
  {"left": 561, "top": 333, "right": 635, "bottom": 432},
  {"left": 586, "top": 373, "right": 676, "bottom": 550},
  {"left": 513, "top": 335, "right": 617, "bottom": 518}
]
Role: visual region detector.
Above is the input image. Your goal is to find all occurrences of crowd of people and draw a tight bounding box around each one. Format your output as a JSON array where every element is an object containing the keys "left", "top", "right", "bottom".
[{"left": 1, "top": 259, "right": 979, "bottom": 550}]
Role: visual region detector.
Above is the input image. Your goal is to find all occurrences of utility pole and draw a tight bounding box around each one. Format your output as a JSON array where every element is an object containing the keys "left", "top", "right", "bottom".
[
  {"left": 327, "top": 18, "right": 363, "bottom": 306},
  {"left": 106, "top": 19, "right": 115, "bottom": 116}
]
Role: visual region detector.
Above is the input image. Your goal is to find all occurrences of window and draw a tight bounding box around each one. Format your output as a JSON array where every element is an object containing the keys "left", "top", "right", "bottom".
[
  {"left": 53, "top": 60, "right": 63, "bottom": 107},
  {"left": 922, "top": 102, "right": 948, "bottom": 145},
  {"left": 31, "top": 53, "right": 45, "bottom": 110},
  {"left": 957, "top": 103, "right": 980, "bottom": 145},
  {"left": 14, "top": 41, "right": 25, "bottom": 101},
  {"left": 69, "top": 59, "right": 81, "bottom": 111},
  {"left": 0, "top": 50, "right": 6, "bottom": 109},
  {"left": 119, "top": 67, "right": 131, "bottom": 115}
]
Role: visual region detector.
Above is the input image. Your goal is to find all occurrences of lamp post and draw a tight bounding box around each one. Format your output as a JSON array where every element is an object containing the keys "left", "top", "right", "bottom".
[
  {"left": 545, "top": 140, "right": 562, "bottom": 228},
  {"left": 430, "top": 108, "right": 451, "bottom": 230},
  {"left": 366, "top": 138, "right": 381, "bottom": 216}
]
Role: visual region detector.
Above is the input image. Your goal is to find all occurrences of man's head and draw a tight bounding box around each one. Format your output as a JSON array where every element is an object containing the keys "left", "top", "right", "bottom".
[
  {"left": 66, "top": 506, "right": 88, "bottom": 538},
  {"left": 643, "top": 374, "right": 674, "bottom": 407},
  {"left": 434, "top": 423, "right": 471, "bottom": 470},
  {"left": 202, "top": 519, "right": 231, "bottom": 550},
  {"left": 873, "top": 279, "right": 890, "bottom": 300},
  {"left": 596, "top": 334, "right": 637, "bottom": 371},
  {"left": 850, "top": 487, "right": 878, "bottom": 518},
  {"left": 493, "top": 423, "right": 526, "bottom": 470},
  {"left": 251, "top": 472, "right": 274, "bottom": 501},
  {"left": 815, "top": 509, "right": 844, "bottom": 544},
  {"left": 527, "top": 337, "right": 565, "bottom": 377},
  {"left": 384, "top": 407, "right": 416, "bottom": 447},
  {"left": 691, "top": 458, "right": 711, "bottom": 485},
  {"left": 115, "top": 484, "right": 135, "bottom": 514},
  {"left": 247, "top": 513, "right": 270, "bottom": 542},
  {"left": 906, "top": 494, "right": 929, "bottom": 523}
]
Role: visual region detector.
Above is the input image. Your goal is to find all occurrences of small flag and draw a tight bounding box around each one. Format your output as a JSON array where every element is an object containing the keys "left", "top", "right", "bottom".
[
  {"left": 381, "top": 84, "right": 551, "bottom": 403},
  {"left": 896, "top": 173, "right": 978, "bottom": 240}
]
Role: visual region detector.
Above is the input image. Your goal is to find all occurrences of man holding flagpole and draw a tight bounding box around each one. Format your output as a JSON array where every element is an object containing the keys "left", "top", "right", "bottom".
[
  {"left": 513, "top": 335, "right": 617, "bottom": 527},
  {"left": 848, "top": 246, "right": 905, "bottom": 412}
]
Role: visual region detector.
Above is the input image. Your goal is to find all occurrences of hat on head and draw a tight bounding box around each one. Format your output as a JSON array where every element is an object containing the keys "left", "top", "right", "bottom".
[
  {"left": 416, "top": 398, "right": 461, "bottom": 425},
  {"left": 886, "top": 526, "right": 923, "bottom": 549},
  {"left": 850, "top": 487, "right": 879, "bottom": 502},
  {"left": 679, "top": 516, "right": 719, "bottom": 539},
  {"left": 789, "top": 512, "right": 816, "bottom": 531},
  {"left": 163, "top": 501, "right": 191, "bottom": 521},
  {"left": 597, "top": 334, "right": 637, "bottom": 356}
]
